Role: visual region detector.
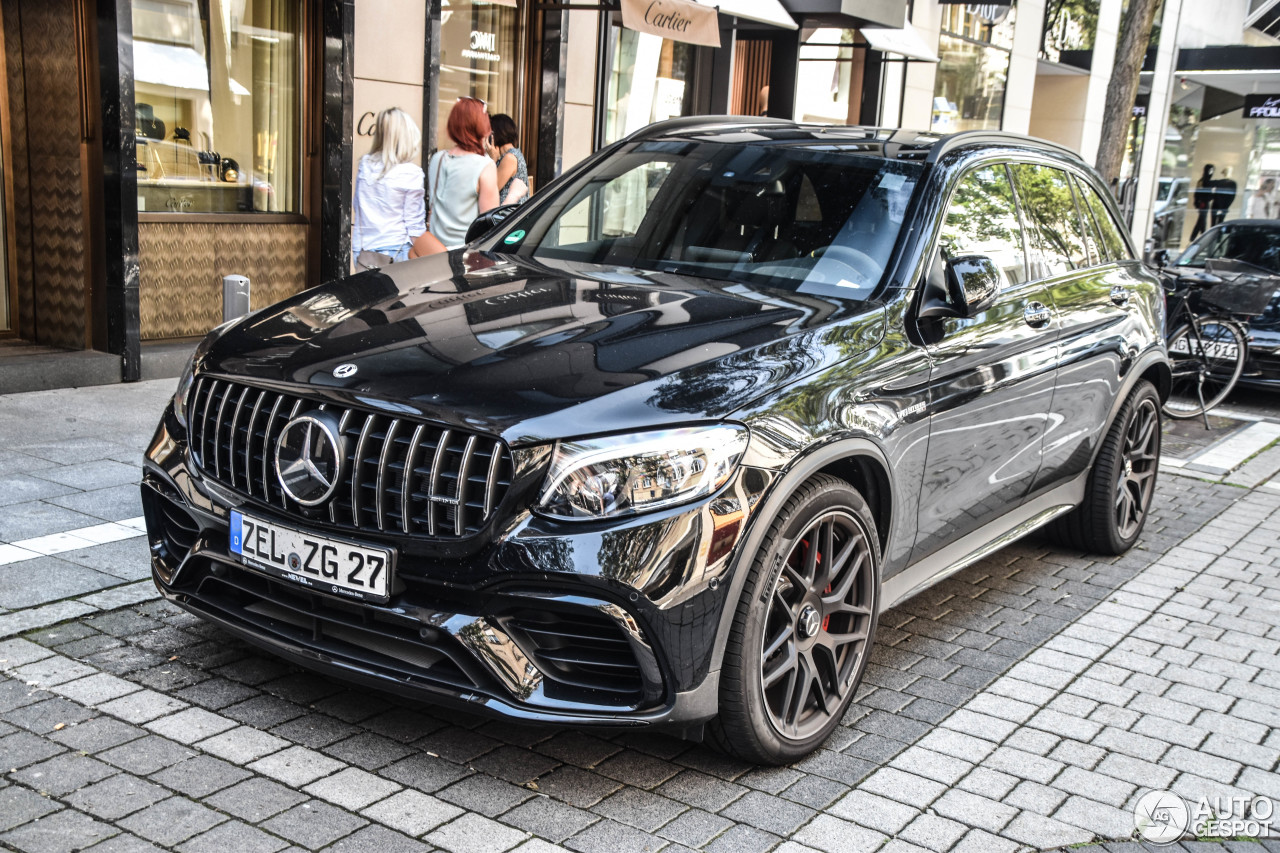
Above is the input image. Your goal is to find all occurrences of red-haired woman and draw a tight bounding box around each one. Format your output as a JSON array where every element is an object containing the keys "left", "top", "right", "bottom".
[{"left": 424, "top": 97, "right": 499, "bottom": 250}]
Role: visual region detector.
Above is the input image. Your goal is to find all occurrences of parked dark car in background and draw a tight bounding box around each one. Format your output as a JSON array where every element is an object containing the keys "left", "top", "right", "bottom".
[
  {"left": 1162, "top": 219, "right": 1280, "bottom": 389},
  {"left": 143, "top": 118, "right": 1168, "bottom": 764}
]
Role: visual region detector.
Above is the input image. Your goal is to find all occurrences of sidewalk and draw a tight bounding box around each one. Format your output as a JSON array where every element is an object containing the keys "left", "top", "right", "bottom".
[{"left": 0, "top": 380, "right": 1278, "bottom": 853}]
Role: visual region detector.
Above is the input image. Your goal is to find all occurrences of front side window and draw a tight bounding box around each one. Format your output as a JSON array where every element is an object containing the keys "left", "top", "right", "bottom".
[
  {"left": 134, "top": 0, "right": 301, "bottom": 214},
  {"left": 1010, "top": 163, "right": 1086, "bottom": 278},
  {"left": 507, "top": 140, "right": 923, "bottom": 299},
  {"left": 940, "top": 164, "right": 1026, "bottom": 288}
]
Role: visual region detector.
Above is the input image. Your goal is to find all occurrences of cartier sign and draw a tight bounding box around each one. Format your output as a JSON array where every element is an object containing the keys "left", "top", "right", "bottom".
[{"left": 621, "top": 0, "right": 720, "bottom": 48}]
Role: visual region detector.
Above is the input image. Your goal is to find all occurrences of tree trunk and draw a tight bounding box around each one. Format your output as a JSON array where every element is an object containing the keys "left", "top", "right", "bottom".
[{"left": 1095, "top": 0, "right": 1161, "bottom": 187}]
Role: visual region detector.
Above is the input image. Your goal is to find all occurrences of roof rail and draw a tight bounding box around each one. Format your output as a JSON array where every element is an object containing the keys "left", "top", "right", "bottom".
[
  {"left": 927, "top": 130, "right": 1084, "bottom": 164},
  {"left": 623, "top": 115, "right": 794, "bottom": 143}
]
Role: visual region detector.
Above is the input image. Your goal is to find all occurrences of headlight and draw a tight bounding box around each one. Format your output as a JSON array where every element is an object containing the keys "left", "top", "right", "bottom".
[
  {"left": 172, "top": 353, "right": 197, "bottom": 428},
  {"left": 537, "top": 425, "right": 749, "bottom": 520},
  {"left": 173, "top": 318, "right": 238, "bottom": 428}
]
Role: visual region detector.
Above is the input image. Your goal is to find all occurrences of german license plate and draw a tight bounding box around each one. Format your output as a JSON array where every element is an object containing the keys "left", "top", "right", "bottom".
[
  {"left": 1170, "top": 337, "right": 1239, "bottom": 359},
  {"left": 229, "top": 510, "right": 392, "bottom": 602}
]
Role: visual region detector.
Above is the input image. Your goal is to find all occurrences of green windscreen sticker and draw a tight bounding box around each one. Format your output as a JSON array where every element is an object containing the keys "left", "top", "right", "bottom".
[{"left": 503, "top": 230, "right": 526, "bottom": 245}]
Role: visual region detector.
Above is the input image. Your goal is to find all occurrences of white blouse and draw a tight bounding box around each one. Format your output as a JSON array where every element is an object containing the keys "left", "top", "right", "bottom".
[{"left": 352, "top": 155, "right": 427, "bottom": 253}]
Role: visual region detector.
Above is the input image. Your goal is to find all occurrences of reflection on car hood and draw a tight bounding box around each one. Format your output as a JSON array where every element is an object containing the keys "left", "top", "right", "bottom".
[{"left": 202, "top": 252, "right": 886, "bottom": 444}]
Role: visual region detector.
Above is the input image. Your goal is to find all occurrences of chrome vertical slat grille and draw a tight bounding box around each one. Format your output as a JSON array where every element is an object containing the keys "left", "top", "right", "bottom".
[{"left": 187, "top": 377, "right": 512, "bottom": 539}]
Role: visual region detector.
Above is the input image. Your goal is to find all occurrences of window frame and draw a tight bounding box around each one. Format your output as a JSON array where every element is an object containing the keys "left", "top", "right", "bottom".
[{"left": 134, "top": 0, "right": 311, "bottom": 224}]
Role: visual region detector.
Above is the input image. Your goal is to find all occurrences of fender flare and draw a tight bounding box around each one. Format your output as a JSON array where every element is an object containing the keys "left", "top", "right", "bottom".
[
  {"left": 706, "top": 435, "right": 895, "bottom": 678},
  {"left": 1092, "top": 345, "right": 1170, "bottom": 469}
]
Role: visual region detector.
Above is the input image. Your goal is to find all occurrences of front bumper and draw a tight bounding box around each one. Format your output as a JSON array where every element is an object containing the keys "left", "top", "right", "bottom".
[{"left": 142, "top": 405, "right": 771, "bottom": 730}]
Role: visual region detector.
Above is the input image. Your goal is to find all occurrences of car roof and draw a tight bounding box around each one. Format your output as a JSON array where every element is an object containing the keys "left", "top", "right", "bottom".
[{"left": 626, "top": 116, "right": 1086, "bottom": 166}]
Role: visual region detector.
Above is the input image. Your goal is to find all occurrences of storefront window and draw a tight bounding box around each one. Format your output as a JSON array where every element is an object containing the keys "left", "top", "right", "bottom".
[
  {"left": 438, "top": 0, "right": 519, "bottom": 149},
  {"left": 796, "top": 29, "right": 866, "bottom": 125},
  {"left": 602, "top": 27, "right": 696, "bottom": 146},
  {"left": 1151, "top": 84, "right": 1280, "bottom": 252},
  {"left": 1041, "top": 0, "right": 1098, "bottom": 62},
  {"left": 133, "top": 0, "right": 301, "bottom": 214},
  {"left": 932, "top": 6, "right": 1014, "bottom": 133}
]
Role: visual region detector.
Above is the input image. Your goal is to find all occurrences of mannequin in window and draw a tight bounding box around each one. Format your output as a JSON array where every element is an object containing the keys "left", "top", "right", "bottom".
[
  {"left": 1190, "top": 164, "right": 1215, "bottom": 241},
  {"left": 1212, "top": 167, "right": 1237, "bottom": 226}
]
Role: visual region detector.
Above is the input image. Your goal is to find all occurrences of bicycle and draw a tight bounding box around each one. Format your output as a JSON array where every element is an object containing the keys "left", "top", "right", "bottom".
[{"left": 1161, "top": 258, "right": 1274, "bottom": 426}]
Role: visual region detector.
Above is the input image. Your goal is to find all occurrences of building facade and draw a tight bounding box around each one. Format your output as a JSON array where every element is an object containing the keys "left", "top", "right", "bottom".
[{"left": 0, "top": 0, "right": 1274, "bottom": 391}]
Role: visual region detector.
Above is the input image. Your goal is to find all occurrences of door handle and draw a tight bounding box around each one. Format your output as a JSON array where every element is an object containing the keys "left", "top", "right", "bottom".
[
  {"left": 1110, "top": 285, "right": 1130, "bottom": 306},
  {"left": 1024, "top": 301, "right": 1052, "bottom": 328}
]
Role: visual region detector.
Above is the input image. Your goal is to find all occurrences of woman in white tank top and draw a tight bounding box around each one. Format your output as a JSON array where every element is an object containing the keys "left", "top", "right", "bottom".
[{"left": 427, "top": 98, "right": 499, "bottom": 249}]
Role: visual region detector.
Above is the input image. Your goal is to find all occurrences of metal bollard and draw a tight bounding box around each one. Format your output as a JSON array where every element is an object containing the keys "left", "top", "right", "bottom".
[{"left": 222, "top": 274, "right": 250, "bottom": 322}]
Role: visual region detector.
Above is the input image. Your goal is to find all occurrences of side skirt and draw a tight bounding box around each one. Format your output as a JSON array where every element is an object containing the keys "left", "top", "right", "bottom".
[{"left": 880, "top": 472, "right": 1088, "bottom": 612}]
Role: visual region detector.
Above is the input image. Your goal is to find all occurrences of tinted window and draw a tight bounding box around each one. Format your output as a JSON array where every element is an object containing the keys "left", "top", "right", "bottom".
[
  {"left": 940, "top": 164, "right": 1027, "bottom": 288},
  {"left": 1077, "top": 179, "right": 1130, "bottom": 261},
  {"left": 1071, "top": 176, "right": 1105, "bottom": 265},
  {"left": 1010, "top": 163, "right": 1087, "bottom": 277},
  {"left": 515, "top": 140, "right": 923, "bottom": 298}
]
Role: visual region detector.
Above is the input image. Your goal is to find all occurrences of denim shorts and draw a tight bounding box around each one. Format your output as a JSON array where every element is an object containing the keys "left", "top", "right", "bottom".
[{"left": 353, "top": 242, "right": 412, "bottom": 267}]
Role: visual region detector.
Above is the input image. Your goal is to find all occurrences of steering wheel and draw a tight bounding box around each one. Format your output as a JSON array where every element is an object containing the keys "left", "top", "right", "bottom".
[{"left": 814, "top": 245, "right": 881, "bottom": 284}]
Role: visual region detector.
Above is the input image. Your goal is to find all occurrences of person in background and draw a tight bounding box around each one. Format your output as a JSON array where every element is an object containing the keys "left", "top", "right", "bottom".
[
  {"left": 487, "top": 114, "right": 529, "bottom": 205},
  {"left": 1212, "top": 167, "right": 1238, "bottom": 226},
  {"left": 1190, "top": 164, "right": 1215, "bottom": 242},
  {"left": 1249, "top": 176, "right": 1278, "bottom": 219},
  {"left": 425, "top": 97, "right": 499, "bottom": 250},
  {"left": 352, "top": 108, "right": 425, "bottom": 265}
]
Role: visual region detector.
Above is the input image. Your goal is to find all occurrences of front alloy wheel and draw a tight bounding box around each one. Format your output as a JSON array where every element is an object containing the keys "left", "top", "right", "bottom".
[
  {"left": 709, "top": 474, "right": 880, "bottom": 764},
  {"left": 760, "top": 508, "right": 875, "bottom": 741}
]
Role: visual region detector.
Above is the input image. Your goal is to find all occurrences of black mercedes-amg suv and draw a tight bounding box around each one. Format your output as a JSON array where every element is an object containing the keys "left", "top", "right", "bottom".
[{"left": 142, "top": 118, "right": 1168, "bottom": 764}]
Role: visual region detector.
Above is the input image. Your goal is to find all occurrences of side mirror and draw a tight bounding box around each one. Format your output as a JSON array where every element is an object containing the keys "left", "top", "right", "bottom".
[
  {"left": 466, "top": 203, "right": 522, "bottom": 245},
  {"left": 1153, "top": 249, "right": 1171, "bottom": 269},
  {"left": 947, "top": 254, "right": 1000, "bottom": 316}
]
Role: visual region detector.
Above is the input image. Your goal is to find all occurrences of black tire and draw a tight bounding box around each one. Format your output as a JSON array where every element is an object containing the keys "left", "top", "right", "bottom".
[
  {"left": 707, "top": 474, "right": 880, "bottom": 765},
  {"left": 1163, "top": 318, "right": 1246, "bottom": 419},
  {"left": 1051, "top": 380, "right": 1161, "bottom": 555}
]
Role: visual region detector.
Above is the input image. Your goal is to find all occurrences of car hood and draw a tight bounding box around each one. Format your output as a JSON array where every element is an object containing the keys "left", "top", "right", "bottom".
[{"left": 202, "top": 251, "right": 886, "bottom": 445}]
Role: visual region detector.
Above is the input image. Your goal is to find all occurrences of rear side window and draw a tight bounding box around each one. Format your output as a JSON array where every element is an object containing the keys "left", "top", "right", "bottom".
[
  {"left": 940, "top": 164, "right": 1027, "bottom": 288},
  {"left": 1010, "top": 163, "right": 1088, "bottom": 277},
  {"left": 1071, "top": 177, "right": 1105, "bottom": 265},
  {"left": 1074, "top": 175, "right": 1131, "bottom": 261}
]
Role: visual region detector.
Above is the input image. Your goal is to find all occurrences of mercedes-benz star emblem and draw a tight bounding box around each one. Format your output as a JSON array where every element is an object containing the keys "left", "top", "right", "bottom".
[
  {"left": 274, "top": 411, "right": 345, "bottom": 506},
  {"left": 333, "top": 363, "right": 358, "bottom": 378},
  {"left": 798, "top": 604, "right": 820, "bottom": 639}
]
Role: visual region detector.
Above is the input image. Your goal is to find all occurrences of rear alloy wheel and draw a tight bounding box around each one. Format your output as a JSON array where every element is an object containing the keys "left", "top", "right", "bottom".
[
  {"left": 709, "top": 475, "right": 879, "bottom": 764},
  {"left": 1051, "top": 380, "right": 1161, "bottom": 555}
]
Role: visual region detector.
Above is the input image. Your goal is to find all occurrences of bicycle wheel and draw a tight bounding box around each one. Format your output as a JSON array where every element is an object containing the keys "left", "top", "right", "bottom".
[{"left": 1163, "top": 318, "right": 1247, "bottom": 418}]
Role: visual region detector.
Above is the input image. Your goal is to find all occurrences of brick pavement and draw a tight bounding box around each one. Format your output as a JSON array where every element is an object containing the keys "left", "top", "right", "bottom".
[{"left": 0, "top": 380, "right": 1278, "bottom": 853}]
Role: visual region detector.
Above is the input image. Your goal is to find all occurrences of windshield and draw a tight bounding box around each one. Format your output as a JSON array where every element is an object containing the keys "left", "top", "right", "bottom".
[
  {"left": 496, "top": 140, "right": 923, "bottom": 299},
  {"left": 1176, "top": 224, "right": 1280, "bottom": 274}
]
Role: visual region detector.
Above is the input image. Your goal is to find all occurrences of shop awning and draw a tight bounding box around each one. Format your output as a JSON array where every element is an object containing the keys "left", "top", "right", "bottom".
[
  {"left": 693, "top": 0, "right": 797, "bottom": 30},
  {"left": 860, "top": 23, "right": 938, "bottom": 62}
]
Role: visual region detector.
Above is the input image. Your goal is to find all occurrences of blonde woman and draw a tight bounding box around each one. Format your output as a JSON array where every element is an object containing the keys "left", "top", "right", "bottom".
[{"left": 352, "top": 108, "right": 426, "bottom": 265}]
